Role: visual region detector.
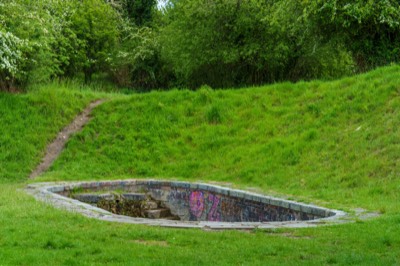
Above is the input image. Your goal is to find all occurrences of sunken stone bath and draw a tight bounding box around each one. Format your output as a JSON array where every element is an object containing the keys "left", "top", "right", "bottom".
[{"left": 26, "top": 180, "right": 347, "bottom": 229}]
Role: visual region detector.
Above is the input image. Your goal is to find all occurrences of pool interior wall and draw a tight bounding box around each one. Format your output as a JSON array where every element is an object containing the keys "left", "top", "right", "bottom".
[
  {"left": 26, "top": 180, "right": 350, "bottom": 229},
  {"left": 59, "top": 180, "right": 335, "bottom": 223}
]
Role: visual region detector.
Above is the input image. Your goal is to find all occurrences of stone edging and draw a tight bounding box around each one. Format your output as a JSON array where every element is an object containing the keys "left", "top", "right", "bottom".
[{"left": 25, "top": 180, "right": 354, "bottom": 230}]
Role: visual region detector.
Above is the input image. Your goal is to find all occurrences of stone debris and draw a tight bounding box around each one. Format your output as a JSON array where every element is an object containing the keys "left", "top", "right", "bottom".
[
  {"left": 145, "top": 209, "right": 171, "bottom": 219},
  {"left": 72, "top": 191, "right": 180, "bottom": 220}
]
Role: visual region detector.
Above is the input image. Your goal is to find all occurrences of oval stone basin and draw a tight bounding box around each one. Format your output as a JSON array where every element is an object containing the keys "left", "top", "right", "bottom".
[{"left": 26, "top": 180, "right": 347, "bottom": 229}]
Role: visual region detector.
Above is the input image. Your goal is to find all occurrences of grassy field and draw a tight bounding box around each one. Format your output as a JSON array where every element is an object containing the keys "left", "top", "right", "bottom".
[{"left": 1, "top": 66, "right": 400, "bottom": 265}]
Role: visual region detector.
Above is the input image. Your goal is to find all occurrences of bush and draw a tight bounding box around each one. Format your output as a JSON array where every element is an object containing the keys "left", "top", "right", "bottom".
[
  {"left": 0, "top": 0, "right": 120, "bottom": 87},
  {"left": 70, "top": 0, "right": 120, "bottom": 82},
  {"left": 160, "top": 0, "right": 287, "bottom": 88},
  {"left": 302, "top": 0, "right": 400, "bottom": 71},
  {"left": 1, "top": 0, "right": 399, "bottom": 91},
  {"left": 159, "top": 0, "right": 356, "bottom": 88},
  {"left": 0, "top": 30, "right": 27, "bottom": 90}
]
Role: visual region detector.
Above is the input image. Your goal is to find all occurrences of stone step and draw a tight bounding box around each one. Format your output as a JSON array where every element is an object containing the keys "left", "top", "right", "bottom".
[
  {"left": 73, "top": 193, "right": 114, "bottom": 204},
  {"left": 164, "top": 216, "right": 181, "bottom": 221},
  {"left": 142, "top": 201, "right": 158, "bottom": 210},
  {"left": 122, "top": 193, "right": 146, "bottom": 201},
  {"left": 144, "top": 209, "right": 171, "bottom": 219}
]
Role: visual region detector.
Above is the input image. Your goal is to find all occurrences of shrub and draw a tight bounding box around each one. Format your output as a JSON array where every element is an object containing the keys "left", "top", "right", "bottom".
[
  {"left": 0, "top": 30, "right": 27, "bottom": 90},
  {"left": 206, "top": 105, "right": 222, "bottom": 124}
]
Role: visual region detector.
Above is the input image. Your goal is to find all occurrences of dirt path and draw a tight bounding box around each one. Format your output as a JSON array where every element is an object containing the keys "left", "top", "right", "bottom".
[{"left": 29, "top": 99, "right": 106, "bottom": 179}]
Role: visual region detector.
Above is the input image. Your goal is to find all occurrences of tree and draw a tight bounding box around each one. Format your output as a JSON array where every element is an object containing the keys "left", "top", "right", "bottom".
[
  {"left": 302, "top": 0, "right": 400, "bottom": 70},
  {"left": 70, "top": 0, "right": 120, "bottom": 82},
  {"left": 122, "top": 0, "right": 157, "bottom": 26},
  {"left": 160, "top": 0, "right": 296, "bottom": 88}
]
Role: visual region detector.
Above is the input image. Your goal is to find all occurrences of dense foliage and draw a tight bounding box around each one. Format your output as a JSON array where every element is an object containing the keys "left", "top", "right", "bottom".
[
  {"left": 0, "top": 0, "right": 119, "bottom": 89},
  {"left": 0, "top": 30, "right": 26, "bottom": 91},
  {"left": 1, "top": 0, "right": 400, "bottom": 90}
]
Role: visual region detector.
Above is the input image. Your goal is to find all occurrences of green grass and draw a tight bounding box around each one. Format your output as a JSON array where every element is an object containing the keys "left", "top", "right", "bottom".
[
  {"left": 1, "top": 65, "right": 400, "bottom": 264},
  {"left": 1, "top": 184, "right": 400, "bottom": 265},
  {"left": 43, "top": 65, "right": 400, "bottom": 214},
  {"left": 0, "top": 87, "right": 96, "bottom": 182}
]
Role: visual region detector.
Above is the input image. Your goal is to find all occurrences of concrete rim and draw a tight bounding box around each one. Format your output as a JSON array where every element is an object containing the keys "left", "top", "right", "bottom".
[{"left": 25, "top": 179, "right": 350, "bottom": 230}]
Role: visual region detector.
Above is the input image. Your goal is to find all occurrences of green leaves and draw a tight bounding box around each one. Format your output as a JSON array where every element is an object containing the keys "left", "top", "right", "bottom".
[
  {"left": 160, "top": 0, "right": 286, "bottom": 88},
  {"left": 0, "top": 31, "right": 23, "bottom": 76},
  {"left": 1, "top": 0, "right": 400, "bottom": 90},
  {"left": 0, "top": 0, "right": 120, "bottom": 88},
  {"left": 70, "top": 0, "right": 119, "bottom": 82},
  {"left": 302, "top": 0, "right": 400, "bottom": 69},
  {"left": 0, "top": 30, "right": 28, "bottom": 90},
  {"left": 122, "top": 0, "right": 157, "bottom": 26}
]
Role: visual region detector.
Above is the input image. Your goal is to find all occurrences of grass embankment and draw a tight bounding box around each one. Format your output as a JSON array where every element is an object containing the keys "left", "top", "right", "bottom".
[
  {"left": 1, "top": 66, "right": 400, "bottom": 264},
  {"left": 0, "top": 87, "right": 97, "bottom": 182},
  {"left": 44, "top": 65, "right": 400, "bottom": 214}
]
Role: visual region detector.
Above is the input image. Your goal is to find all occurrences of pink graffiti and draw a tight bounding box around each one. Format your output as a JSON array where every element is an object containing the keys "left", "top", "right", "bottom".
[
  {"left": 189, "top": 191, "right": 205, "bottom": 218},
  {"left": 207, "top": 194, "right": 221, "bottom": 222}
]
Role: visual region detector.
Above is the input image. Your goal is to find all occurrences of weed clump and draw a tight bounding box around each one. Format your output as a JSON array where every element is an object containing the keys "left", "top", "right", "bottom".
[{"left": 206, "top": 105, "right": 222, "bottom": 124}]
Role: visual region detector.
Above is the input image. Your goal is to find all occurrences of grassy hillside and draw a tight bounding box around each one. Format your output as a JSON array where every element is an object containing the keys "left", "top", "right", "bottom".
[
  {"left": 1, "top": 66, "right": 400, "bottom": 264},
  {"left": 0, "top": 87, "right": 98, "bottom": 182},
  {"left": 41, "top": 65, "right": 400, "bottom": 214}
]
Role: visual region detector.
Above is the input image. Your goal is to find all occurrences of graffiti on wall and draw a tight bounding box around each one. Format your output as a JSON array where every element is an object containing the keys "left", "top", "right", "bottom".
[
  {"left": 207, "top": 194, "right": 221, "bottom": 222},
  {"left": 189, "top": 191, "right": 204, "bottom": 218},
  {"left": 149, "top": 186, "right": 319, "bottom": 223},
  {"left": 67, "top": 181, "right": 326, "bottom": 223}
]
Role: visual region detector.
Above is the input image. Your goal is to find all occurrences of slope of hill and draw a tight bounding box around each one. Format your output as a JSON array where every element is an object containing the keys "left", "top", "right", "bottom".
[
  {"left": 42, "top": 65, "right": 400, "bottom": 214},
  {"left": 0, "top": 87, "right": 96, "bottom": 182},
  {"left": 1, "top": 66, "right": 400, "bottom": 264}
]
